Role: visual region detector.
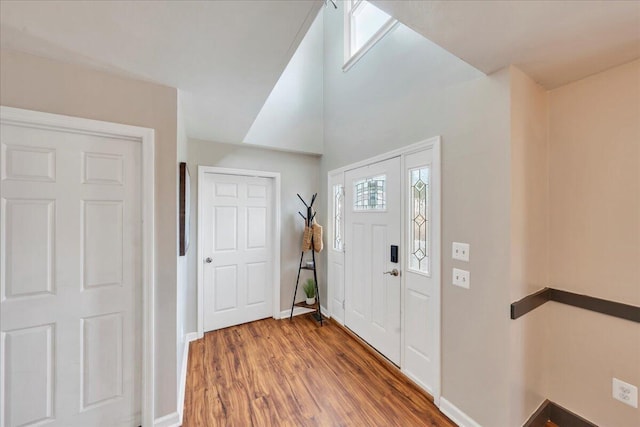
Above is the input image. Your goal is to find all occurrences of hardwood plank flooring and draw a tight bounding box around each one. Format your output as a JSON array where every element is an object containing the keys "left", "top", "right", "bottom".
[{"left": 183, "top": 316, "right": 455, "bottom": 426}]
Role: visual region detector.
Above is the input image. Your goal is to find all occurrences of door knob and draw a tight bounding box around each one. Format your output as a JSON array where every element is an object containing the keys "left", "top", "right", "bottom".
[
  {"left": 205, "top": 257, "right": 213, "bottom": 263},
  {"left": 384, "top": 268, "right": 400, "bottom": 277}
]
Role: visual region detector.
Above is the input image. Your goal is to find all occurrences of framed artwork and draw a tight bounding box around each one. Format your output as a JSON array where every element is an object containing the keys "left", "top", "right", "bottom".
[{"left": 179, "top": 162, "right": 190, "bottom": 256}]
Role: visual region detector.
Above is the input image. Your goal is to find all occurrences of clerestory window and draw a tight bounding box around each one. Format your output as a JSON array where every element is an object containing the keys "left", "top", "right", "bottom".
[{"left": 343, "top": 0, "right": 397, "bottom": 71}]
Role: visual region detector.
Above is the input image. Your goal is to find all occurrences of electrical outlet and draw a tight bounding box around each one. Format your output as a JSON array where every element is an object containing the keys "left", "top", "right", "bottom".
[
  {"left": 452, "top": 242, "right": 470, "bottom": 262},
  {"left": 613, "top": 378, "right": 638, "bottom": 408},
  {"left": 452, "top": 268, "right": 470, "bottom": 289}
]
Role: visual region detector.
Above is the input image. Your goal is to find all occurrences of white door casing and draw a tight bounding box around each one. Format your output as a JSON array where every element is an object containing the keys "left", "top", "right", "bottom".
[
  {"left": 327, "top": 137, "right": 441, "bottom": 404},
  {"left": 344, "top": 156, "right": 402, "bottom": 365},
  {"left": 0, "top": 106, "right": 155, "bottom": 427},
  {"left": 198, "top": 168, "right": 280, "bottom": 334}
]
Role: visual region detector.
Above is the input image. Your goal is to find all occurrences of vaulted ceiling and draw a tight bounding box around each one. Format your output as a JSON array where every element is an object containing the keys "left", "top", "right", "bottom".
[
  {"left": 1, "top": 1, "right": 638, "bottom": 148},
  {"left": 0, "top": 0, "right": 323, "bottom": 144}
]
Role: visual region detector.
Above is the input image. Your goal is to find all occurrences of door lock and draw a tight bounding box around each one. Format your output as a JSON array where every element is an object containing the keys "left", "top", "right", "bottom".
[
  {"left": 383, "top": 268, "right": 400, "bottom": 277},
  {"left": 205, "top": 257, "right": 213, "bottom": 263}
]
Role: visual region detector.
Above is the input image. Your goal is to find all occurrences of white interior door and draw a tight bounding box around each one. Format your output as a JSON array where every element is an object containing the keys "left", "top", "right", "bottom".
[
  {"left": 345, "top": 157, "right": 401, "bottom": 364},
  {"left": 1, "top": 122, "right": 141, "bottom": 426},
  {"left": 202, "top": 173, "right": 273, "bottom": 331},
  {"left": 403, "top": 147, "right": 440, "bottom": 398}
]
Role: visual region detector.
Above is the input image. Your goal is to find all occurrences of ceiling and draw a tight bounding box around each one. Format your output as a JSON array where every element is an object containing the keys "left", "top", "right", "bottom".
[
  {"left": 371, "top": 0, "right": 640, "bottom": 89},
  {"left": 1, "top": 1, "right": 638, "bottom": 145},
  {"left": 0, "top": 0, "right": 323, "bottom": 144}
]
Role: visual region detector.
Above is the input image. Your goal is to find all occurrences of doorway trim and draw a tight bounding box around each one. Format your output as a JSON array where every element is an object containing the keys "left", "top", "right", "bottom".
[
  {"left": 196, "top": 166, "right": 281, "bottom": 338},
  {"left": 326, "top": 136, "right": 441, "bottom": 406},
  {"left": 0, "top": 106, "right": 156, "bottom": 426}
]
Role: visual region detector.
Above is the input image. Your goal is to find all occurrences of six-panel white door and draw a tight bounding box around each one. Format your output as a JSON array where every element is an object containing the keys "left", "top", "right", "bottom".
[
  {"left": 1, "top": 122, "right": 141, "bottom": 426},
  {"left": 202, "top": 173, "right": 273, "bottom": 331},
  {"left": 344, "top": 157, "right": 401, "bottom": 365}
]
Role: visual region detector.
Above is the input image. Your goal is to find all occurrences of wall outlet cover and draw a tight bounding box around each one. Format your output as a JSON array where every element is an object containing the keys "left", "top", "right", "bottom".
[{"left": 613, "top": 378, "right": 638, "bottom": 408}]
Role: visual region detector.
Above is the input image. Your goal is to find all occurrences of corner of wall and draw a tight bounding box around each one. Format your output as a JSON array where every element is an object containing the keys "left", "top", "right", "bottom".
[{"left": 508, "top": 65, "right": 550, "bottom": 426}]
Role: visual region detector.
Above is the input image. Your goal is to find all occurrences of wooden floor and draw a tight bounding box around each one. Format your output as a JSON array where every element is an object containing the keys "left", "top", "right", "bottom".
[{"left": 183, "top": 315, "right": 455, "bottom": 426}]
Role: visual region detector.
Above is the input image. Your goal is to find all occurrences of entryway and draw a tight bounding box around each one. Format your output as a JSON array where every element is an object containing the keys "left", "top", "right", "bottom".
[
  {"left": 0, "top": 106, "right": 155, "bottom": 426},
  {"left": 197, "top": 168, "right": 281, "bottom": 335},
  {"left": 327, "top": 137, "right": 442, "bottom": 402}
]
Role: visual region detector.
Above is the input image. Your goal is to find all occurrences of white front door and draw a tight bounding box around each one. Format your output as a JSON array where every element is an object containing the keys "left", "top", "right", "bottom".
[
  {"left": 345, "top": 157, "right": 401, "bottom": 364},
  {"left": 202, "top": 173, "right": 274, "bottom": 331},
  {"left": 1, "top": 122, "right": 141, "bottom": 426}
]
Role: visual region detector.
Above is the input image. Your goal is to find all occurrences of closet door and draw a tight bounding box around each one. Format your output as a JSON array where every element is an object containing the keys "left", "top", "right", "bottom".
[{"left": 201, "top": 173, "right": 274, "bottom": 331}]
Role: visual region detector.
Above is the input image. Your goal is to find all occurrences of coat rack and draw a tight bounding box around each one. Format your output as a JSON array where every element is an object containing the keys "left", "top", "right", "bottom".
[{"left": 290, "top": 193, "right": 323, "bottom": 325}]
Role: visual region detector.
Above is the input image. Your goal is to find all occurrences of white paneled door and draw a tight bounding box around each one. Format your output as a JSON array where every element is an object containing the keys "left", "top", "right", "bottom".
[
  {"left": 1, "top": 122, "right": 141, "bottom": 426},
  {"left": 345, "top": 157, "right": 401, "bottom": 365},
  {"left": 202, "top": 173, "right": 274, "bottom": 331}
]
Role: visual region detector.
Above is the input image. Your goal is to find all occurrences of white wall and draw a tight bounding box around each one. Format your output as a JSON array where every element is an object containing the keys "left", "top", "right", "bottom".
[
  {"left": 243, "top": 11, "right": 324, "bottom": 155},
  {"left": 321, "top": 4, "right": 513, "bottom": 426},
  {"left": 186, "top": 139, "right": 321, "bottom": 333}
]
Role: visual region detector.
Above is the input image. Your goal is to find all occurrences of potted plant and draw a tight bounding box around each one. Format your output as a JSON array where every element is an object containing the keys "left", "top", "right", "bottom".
[{"left": 303, "top": 278, "right": 316, "bottom": 305}]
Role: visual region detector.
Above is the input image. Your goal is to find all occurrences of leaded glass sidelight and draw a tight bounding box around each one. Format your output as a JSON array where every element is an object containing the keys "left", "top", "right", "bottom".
[
  {"left": 333, "top": 184, "right": 344, "bottom": 251},
  {"left": 353, "top": 175, "right": 386, "bottom": 211},
  {"left": 409, "top": 167, "right": 429, "bottom": 274}
]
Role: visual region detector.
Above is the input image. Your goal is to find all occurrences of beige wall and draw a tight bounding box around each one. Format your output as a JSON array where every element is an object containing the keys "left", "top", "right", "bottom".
[
  {"left": 0, "top": 49, "right": 180, "bottom": 419},
  {"left": 547, "top": 59, "right": 640, "bottom": 426},
  {"left": 509, "top": 66, "right": 550, "bottom": 425},
  {"left": 186, "top": 139, "right": 321, "bottom": 331}
]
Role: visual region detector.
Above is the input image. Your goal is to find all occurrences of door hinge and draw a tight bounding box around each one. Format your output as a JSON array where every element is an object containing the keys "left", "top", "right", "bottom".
[{"left": 342, "top": 300, "right": 345, "bottom": 309}]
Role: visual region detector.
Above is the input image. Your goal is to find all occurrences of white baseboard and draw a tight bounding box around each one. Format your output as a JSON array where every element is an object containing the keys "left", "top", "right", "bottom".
[
  {"left": 439, "top": 397, "right": 482, "bottom": 427},
  {"left": 278, "top": 305, "right": 331, "bottom": 320},
  {"left": 154, "top": 411, "right": 180, "bottom": 427},
  {"left": 321, "top": 305, "right": 330, "bottom": 319},
  {"left": 177, "top": 332, "right": 199, "bottom": 425},
  {"left": 279, "top": 306, "right": 315, "bottom": 319}
]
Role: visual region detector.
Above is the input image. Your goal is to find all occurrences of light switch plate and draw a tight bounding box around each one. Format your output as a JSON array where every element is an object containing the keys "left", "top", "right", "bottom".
[
  {"left": 453, "top": 268, "right": 470, "bottom": 289},
  {"left": 452, "top": 242, "right": 470, "bottom": 262}
]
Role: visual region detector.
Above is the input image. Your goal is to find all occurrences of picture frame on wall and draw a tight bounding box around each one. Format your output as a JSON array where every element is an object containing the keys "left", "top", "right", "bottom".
[{"left": 179, "top": 162, "right": 190, "bottom": 256}]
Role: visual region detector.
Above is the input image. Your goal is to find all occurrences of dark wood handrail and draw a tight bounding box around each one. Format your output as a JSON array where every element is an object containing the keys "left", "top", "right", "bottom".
[{"left": 511, "top": 287, "right": 640, "bottom": 323}]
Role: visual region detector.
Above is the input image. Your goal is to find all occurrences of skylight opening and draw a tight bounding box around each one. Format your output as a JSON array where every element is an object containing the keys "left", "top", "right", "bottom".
[{"left": 343, "top": 0, "right": 397, "bottom": 71}]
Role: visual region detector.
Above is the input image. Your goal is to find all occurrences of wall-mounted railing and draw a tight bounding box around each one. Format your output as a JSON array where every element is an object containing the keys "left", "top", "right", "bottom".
[{"left": 511, "top": 287, "right": 640, "bottom": 323}]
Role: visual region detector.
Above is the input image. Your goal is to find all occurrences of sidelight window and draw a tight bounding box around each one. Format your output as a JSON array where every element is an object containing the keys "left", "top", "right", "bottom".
[
  {"left": 409, "top": 167, "right": 429, "bottom": 274},
  {"left": 332, "top": 184, "right": 344, "bottom": 251}
]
